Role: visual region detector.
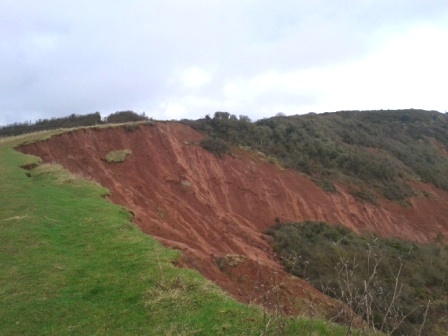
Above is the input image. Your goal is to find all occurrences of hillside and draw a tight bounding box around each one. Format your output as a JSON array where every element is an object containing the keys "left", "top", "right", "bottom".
[
  {"left": 187, "top": 109, "right": 448, "bottom": 203},
  {"left": 0, "top": 129, "right": 347, "bottom": 335},
  {"left": 5, "top": 109, "right": 448, "bottom": 334}
]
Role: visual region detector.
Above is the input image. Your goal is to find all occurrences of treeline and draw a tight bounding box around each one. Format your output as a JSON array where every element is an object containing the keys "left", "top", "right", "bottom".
[
  {"left": 186, "top": 109, "right": 448, "bottom": 201},
  {"left": 0, "top": 111, "right": 149, "bottom": 137},
  {"left": 265, "top": 221, "right": 448, "bottom": 335}
]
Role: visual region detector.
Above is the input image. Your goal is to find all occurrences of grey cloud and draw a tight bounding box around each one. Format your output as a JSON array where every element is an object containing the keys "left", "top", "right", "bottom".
[{"left": 1, "top": 0, "right": 448, "bottom": 125}]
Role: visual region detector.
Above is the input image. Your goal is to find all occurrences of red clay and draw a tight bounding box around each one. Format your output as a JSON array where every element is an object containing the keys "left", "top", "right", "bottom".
[{"left": 18, "top": 123, "right": 448, "bottom": 314}]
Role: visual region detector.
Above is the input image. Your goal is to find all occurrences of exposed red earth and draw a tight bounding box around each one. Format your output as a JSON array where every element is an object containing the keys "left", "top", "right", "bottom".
[{"left": 18, "top": 123, "right": 448, "bottom": 315}]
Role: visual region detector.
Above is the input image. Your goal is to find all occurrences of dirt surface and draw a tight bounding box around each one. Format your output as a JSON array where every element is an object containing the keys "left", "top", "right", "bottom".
[{"left": 18, "top": 123, "right": 448, "bottom": 315}]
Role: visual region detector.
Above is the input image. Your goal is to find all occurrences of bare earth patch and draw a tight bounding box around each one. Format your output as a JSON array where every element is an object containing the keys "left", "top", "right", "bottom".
[{"left": 18, "top": 122, "right": 448, "bottom": 316}]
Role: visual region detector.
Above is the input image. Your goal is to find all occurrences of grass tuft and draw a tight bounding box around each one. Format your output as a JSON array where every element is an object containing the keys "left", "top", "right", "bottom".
[{"left": 105, "top": 149, "right": 132, "bottom": 163}]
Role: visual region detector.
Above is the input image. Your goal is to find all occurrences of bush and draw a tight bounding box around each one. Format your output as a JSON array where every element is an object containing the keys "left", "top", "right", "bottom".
[
  {"left": 104, "top": 111, "right": 148, "bottom": 124},
  {"left": 200, "top": 137, "right": 230, "bottom": 157},
  {"left": 0, "top": 112, "right": 102, "bottom": 137},
  {"left": 188, "top": 109, "right": 448, "bottom": 201},
  {"left": 265, "top": 221, "right": 448, "bottom": 335}
]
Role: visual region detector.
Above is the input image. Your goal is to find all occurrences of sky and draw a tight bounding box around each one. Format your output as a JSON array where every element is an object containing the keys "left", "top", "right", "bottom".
[{"left": 1, "top": 0, "right": 448, "bottom": 126}]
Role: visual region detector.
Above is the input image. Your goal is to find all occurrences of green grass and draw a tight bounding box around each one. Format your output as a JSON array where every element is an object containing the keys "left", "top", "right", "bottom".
[
  {"left": 0, "top": 129, "right": 65, "bottom": 148},
  {"left": 105, "top": 149, "right": 132, "bottom": 163},
  {"left": 0, "top": 134, "right": 353, "bottom": 335}
]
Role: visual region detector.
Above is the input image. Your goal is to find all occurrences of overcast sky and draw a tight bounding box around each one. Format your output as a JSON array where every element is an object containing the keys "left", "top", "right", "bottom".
[{"left": 1, "top": 1, "right": 448, "bottom": 126}]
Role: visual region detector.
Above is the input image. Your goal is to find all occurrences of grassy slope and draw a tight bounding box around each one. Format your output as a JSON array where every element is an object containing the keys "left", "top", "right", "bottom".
[{"left": 0, "top": 132, "right": 350, "bottom": 335}]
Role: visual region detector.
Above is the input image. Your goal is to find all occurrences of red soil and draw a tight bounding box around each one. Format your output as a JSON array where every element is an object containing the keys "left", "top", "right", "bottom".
[{"left": 18, "top": 123, "right": 448, "bottom": 314}]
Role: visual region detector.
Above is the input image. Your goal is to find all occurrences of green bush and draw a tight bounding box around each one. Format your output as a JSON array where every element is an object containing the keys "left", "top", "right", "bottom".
[
  {"left": 187, "top": 109, "right": 448, "bottom": 201},
  {"left": 104, "top": 111, "right": 148, "bottom": 123},
  {"left": 200, "top": 137, "right": 230, "bottom": 157},
  {"left": 265, "top": 221, "right": 448, "bottom": 335}
]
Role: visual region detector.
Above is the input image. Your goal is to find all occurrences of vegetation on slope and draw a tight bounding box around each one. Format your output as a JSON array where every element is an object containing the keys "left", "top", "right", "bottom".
[
  {"left": 0, "top": 132, "right": 352, "bottom": 335},
  {"left": 0, "top": 111, "right": 149, "bottom": 137},
  {"left": 187, "top": 109, "right": 448, "bottom": 202},
  {"left": 265, "top": 221, "right": 448, "bottom": 335},
  {"left": 105, "top": 149, "right": 133, "bottom": 163},
  {"left": 4, "top": 109, "right": 448, "bottom": 203}
]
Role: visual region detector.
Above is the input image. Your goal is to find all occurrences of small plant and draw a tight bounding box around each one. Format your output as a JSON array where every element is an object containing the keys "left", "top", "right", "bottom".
[
  {"left": 200, "top": 137, "right": 230, "bottom": 157},
  {"left": 314, "top": 178, "right": 337, "bottom": 193},
  {"left": 258, "top": 271, "right": 289, "bottom": 336},
  {"left": 216, "top": 254, "right": 246, "bottom": 272},
  {"left": 349, "top": 188, "right": 378, "bottom": 204},
  {"left": 267, "top": 155, "right": 285, "bottom": 170},
  {"left": 105, "top": 149, "right": 132, "bottom": 163}
]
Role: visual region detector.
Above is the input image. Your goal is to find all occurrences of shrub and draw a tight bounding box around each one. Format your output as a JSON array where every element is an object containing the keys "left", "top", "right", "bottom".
[
  {"left": 200, "top": 137, "right": 230, "bottom": 157},
  {"left": 265, "top": 221, "right": 448, "bottom": 335},
  {"left": 188, "top": 109, "right": 448, "bottom": 201},
  {"left": 104, "top": 111, "right": 148, "bottom": 123}
]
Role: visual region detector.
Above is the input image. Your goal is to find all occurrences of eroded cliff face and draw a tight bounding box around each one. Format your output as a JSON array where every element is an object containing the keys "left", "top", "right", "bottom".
[{"left": 18, "top": 123, "right": 448, "bottom": 312}]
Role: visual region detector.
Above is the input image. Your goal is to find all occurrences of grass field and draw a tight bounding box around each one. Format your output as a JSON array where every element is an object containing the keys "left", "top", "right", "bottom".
[{"left": 0, "top": 131, "right": 355, "bottom": 335}]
